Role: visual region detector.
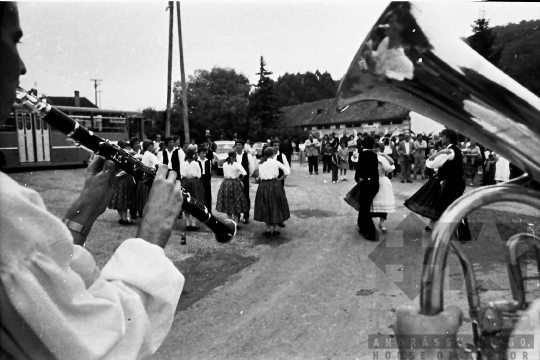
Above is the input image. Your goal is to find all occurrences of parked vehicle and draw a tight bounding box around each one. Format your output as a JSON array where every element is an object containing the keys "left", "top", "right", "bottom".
[{"left": 212, "top": 140, "right": 236, "bottom": 174}]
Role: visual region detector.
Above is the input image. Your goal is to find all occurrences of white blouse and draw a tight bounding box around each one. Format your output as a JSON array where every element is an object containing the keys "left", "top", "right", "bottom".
[
  {"left": 377, "top": 154, "right": 395, "bottom": 172},
  {"left": 258, "top": 158, "right": 291, "bottom": 180},
  {"left": 141, "top": 151, "right": 159, "bottom": 168},
  {"left": 180, "top": 160, "right": 202, "bottom": 178},
  {"left": 222, "top": 162, "right": 246, "bottom": 179},
  {"left": 0, "top": 172, "right": 183, "bottom": 359},
  {"left": 426, "top": 146, "right": 455, "bottom": 169}
]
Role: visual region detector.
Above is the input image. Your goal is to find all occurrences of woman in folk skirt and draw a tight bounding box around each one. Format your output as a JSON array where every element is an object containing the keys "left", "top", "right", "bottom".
[
  {"left": 254, "top": 147, "right": 291, "bottom": 236},
  {"left": 338, "top": 140, "right": 350, "bottom": 181},
  {"left": 216, "top": 151, "right": 249, "bottom": 228},
  {"left": 108, "top": 140, "right": 137, "bottom": 225},
  {"left": 372, "top": 143, "right": 396, "bottom": 233},
  {"left": 135, "top": 140, "right": 159, "bottom": 217},
  {"left": 180, "top": 148, "right": 206, "bottom": 231}
]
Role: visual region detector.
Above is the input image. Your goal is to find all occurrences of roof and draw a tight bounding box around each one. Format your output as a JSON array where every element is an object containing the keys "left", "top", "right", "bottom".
[
  {"left": 276, "top": 98, "right": 410, "bottom": 128},
  {"left": 47, "top": 96, "right": 98, "bottom": 108}
]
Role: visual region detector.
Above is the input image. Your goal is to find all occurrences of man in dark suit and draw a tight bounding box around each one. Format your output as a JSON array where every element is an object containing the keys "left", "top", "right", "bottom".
[
  {"left": 427, "top": 129, "right": 471, "bottom": 240},
  {"left": 354, "top": 136, "right": 380, "bottom": 241},
  {"left": 197, "top": 145, "right": 213, "bottom": 212},
  {"left": 235, "top": 140, "right": 255, "bottom": 224}
]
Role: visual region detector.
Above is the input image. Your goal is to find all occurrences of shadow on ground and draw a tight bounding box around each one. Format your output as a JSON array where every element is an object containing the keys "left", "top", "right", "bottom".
[{"left": 173, "top": 251, "right": 258, "bottom": 313}]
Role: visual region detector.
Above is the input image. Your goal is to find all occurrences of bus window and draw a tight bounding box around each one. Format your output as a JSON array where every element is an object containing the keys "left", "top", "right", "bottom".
[
  {"left": 35, "top": 116, "right": 41, "bottom": 131},
  {"left": 25, "top": 114, "right": 32, "bottom": 130},
  {"left": 17, "top": 113, "right": 23, "bottom": 130},
  {"left": 0, "top": 112, "right": 16, "bottom": 132},
  {"left": 43, "top": 120, "right": 48, "bottom": 130}
]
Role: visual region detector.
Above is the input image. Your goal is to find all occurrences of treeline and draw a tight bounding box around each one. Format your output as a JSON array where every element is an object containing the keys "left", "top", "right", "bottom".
[{"left": 143, "top": 57, "right": 338, "bottom": 142}]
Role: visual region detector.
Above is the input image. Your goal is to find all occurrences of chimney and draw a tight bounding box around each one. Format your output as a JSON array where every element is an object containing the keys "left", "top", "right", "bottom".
[{"left": 74, "top": 91, "right": 80, "bottom": 107}]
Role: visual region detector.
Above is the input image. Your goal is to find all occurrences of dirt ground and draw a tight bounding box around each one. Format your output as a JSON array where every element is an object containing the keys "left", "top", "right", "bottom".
[{"left": 6, "top": 163, "right": 540, "bottom": 360}]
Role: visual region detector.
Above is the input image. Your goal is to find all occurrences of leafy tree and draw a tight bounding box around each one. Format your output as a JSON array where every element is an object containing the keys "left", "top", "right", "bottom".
[
  {"left": 249, "top": 57, "right": 278, "bottom": 138},
  {"left": 274, "top": 71, "right": 337, "bottom": 108},
  {"left": 173, "top": 67, "right": 251, "bottom": 142},
  {"left": 467, "top": 14, "right": 503, "bottom": 66}
]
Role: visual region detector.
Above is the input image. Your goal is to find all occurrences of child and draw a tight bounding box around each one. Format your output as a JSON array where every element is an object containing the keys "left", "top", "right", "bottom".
[
  {"left": 180, "top": 148, "right": 206, "bottom": 231},
  {"left": 331, "top": 148, "right": 339, "bottom": 183},
  {"left": 338, "top": 141, "right": 349, "bottom": 181},
  {"left": 216, "top": 150, "right": 249, "bottom": 228},
  {"left": 197, "top": 145, "right": 212, "bottom": 212}
]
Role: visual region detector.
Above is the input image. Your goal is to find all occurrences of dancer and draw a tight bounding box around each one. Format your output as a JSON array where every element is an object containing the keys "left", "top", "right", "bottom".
[
  {"left": 425, "top": 129, "right": 471, "bottom": 240},
  {"left": 372, "top": 143, "right": 396, "bottom": 232},
  {"left": 254, "top": 147, "right": 291, "bottom": 236},
  {"left": 216, "top": 151, "right": 249, "bottom": 228},
  {"left": 180, "top": 148, "right": 206, "bottom": 231},
  {"left": 354, "top": 136, "right": 380, "bottom": 241},
  {"left": 197, "top": 145, "right": 213, "bottom": 212},
  {"left": 135, "top": 140, "right": 159, "bottom": 217},
  {"left": 108, "top": 140, "right": 137, "bottom": 225},
  {"left": 235, "top": 140, "right": 256, "bottom": 224}
]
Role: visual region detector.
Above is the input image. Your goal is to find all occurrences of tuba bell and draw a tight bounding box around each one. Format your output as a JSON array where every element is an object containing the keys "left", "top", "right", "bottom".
[{"left": 335, "top": 2, "right": 540, "bottom": 359}]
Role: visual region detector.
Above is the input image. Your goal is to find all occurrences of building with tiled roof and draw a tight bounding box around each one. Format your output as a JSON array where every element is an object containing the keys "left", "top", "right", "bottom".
[
  {"left": 46, "top": 91, "right": 98, "bottom": 108},
  {"left": 277, "top": 98, "right": 411, "bottom": 137}
]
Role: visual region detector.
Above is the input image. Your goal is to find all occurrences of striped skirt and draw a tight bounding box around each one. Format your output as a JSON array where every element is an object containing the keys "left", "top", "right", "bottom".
[
  {"left": 216, "top": 178, "right": 249, "bottom": 214},
  {"left": 181, "top": 177, "right": 206, "bottom": 204},
  {"left": 108, "top": 175, "right": 136, "bottom": 210},
  {"left": 254, "top": 178, "right": 290, "bottom": 224}
]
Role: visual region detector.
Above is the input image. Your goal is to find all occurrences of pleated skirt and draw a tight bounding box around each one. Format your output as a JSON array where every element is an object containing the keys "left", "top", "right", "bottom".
[
  {"left": 135, "top": 181, "right": 151, "bottom": 213},
  {"left": 108, "top": 175, "right": 136, "bottom": 210},
  {"left": 216, "top": 178, "right": 249, "bottom": 214},
  {"left": 254, "top": 179, "right": 290, "bottom": 224},
  {"left": 181, "top": 177, "right": 206, "bottom": 204},
  {"left": 372, "top": 176, "right": 395, "bottom": 213},
  {"left": 404, "top": 176, "right": 442, "bottom": 220}
]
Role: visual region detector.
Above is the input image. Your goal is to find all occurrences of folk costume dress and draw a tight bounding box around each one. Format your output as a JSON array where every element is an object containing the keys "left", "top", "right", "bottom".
[
  {"left": 180, "top": 160, "right": 206, "bottom": 204},
  {"left": 135, "top": 150, "right": 159, "bottom": 214},
  {"left": 216, "top": 162, "right": 249, "bottom": 214},
  {"left": 108, "top": 150, "right": 137, "bottom": 211},
  {"left": 254, "top": 158, "right": 291, "bottom": 224},
  {"left": 371, "top": 154, "right": 395, "bottom": 216}
]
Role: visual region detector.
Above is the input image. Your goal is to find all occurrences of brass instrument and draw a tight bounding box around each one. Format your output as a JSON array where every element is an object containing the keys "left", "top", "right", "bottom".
[{"left": 335, "top": 2, "right": 540, "bottom": 358}]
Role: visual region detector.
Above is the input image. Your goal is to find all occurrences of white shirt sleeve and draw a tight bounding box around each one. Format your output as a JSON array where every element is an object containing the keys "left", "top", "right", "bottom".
[
  {"left": 0, "top": 173, "right": 183, "bottom": 360},
  {"left": 378, "top": 155, "right": 395, "bottom": 172},
  {"left": 426, "top": 150, "right": 455, "bottom": 169},
  {"left": 276, "top": 159, "right": 291, "bottom": 176},
  {"left": 281, "top": 155, "right": 290, "bottom": 173},
  {"left": 248, "top": 154, "right": 256, "bottom": 176},
  {"left": 178, "top": 149, "right": 186, "bottom": 164},
  {"left": 236, "top": 162, "right": 247, "bottom": 177},
  {"left": 156, "top": 151, "right": 163, "bottom": 165}
]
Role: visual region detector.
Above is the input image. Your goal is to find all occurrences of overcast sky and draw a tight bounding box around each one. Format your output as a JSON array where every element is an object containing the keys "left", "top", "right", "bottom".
[{"left": 16, "top": 1, "right": 540, "bottom": 133}]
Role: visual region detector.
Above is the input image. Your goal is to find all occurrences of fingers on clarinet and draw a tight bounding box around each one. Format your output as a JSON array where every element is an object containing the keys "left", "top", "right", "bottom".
[
  {"left": 87, "top": 155, "right": 105, "bottom": 174},
  {"left": 156, "top": 164, "right": 169, "bottom": 178}
]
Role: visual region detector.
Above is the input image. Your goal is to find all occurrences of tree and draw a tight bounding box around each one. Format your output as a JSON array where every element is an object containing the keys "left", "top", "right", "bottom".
[
  {"left": 467, "top": 13, "right": 503, "bottom": 66},
  {"left": 249, "top": 57, "right": 278, "bottom": 138},
  {"left": 173, "top": 67, "right": 251, "bottom": 142},
  {"left": 274, "top": 71, "right": 337, "bottom": 108}
]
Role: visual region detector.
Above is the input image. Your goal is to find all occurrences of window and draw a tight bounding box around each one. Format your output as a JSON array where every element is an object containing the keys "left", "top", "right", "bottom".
[
  {"left": 17, "top": 113, "right": 23, "bottom": 130},
  {"left": 25, "top": 114, "right": 32, "bottom": 130},
  {"left": 380, "top": 120, "right": 392, "bottom": 125},
  {"left": 35, "top": 116, "right": 41, "bottom": 131},
  {"left": 346, "top": 124, "right": 356, "bottom": 128},
  {"left": 367, "top": 122, "right": 374, "bottom": 125},
  {"left": 0, "top": 112, "right": 16, "bottom": 132},
  {"left": 392, "top": 120, "right": 403, "bottom": 125}
]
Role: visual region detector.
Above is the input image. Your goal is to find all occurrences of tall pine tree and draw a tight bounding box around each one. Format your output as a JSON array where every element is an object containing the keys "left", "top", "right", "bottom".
[
  {"left": 467, "top": 14, "right": 503, "bottom": 67},
  {"left": 249, "top": 57, "right": 278, "bottom": 133}
]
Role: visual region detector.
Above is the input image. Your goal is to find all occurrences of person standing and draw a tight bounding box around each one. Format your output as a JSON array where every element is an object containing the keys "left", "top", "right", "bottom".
[
  {"left": 331, "top": 147, "right": 339, "bottom": 183},
  {"left": 135, "top": 140, "right": 159, "bottom": 217},
  {"left": 108, "top": 140, "right": 137, "bottom": 225},
  {"left": 354, "top": 136, "right": 380, "bottom": 241},
  {"left": 426, "top": 129, "right": 471, "bottom": 240},
  {"left": 254, "top": 147, "right": 291, "bottom": 236},
  {"left": 338, "top": 140, "right": 350, "bottom": 181},
  {"left": 299, "top": 140, "right": 306, "bottom": 166},
  {"left": 180, "top": 148, "right": 206, "bottom": 231},
  {"left": 305, "top": 134, "right": 320, "bottom": 175},
  {"left": 235, "top": 140, "right": 256, "bottom": 224},
  {"left": 129, "top": 137, "right": 143, "bottom": 219},
  {"left": 280, "top": 137, "right": 294, "bottom": 173},
  {"left": 412, "top": 134, "right": 427, "bottom": 180},
  {"left": 372, "top": 143, "right": 396, "bottom": 233},
  {"left": 494, "top": 154, "right": 511, "bottom": 183},
  {"left": 216, "top": 151, "right": 249, "bottom": 228},
  {"left": 348, "top": 131, "right": 358, "bottom": 170},
  {"left": 272, "top": 140, "right": 290, "bottom": 187},
  {"left": 157, "top": 136, "right": 185, "bottom": 175},
  {"left": 153, "top": 134, "right": 162, "bottom": 155},
  {"left": 397, "top": 133, "right": 414, "bottom": 183},
  {"left": 321, "top": 135, "right": 331, "bottom": 173},
  {"left": 197, "top": 145, "right": 213, "bottom": 212}
]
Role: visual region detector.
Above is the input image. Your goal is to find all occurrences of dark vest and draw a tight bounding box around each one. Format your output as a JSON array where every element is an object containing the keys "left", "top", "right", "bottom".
[
  {"left": 198, "top": 159, "right": 212, "bottom": 182},
  {"left": 438, "top": 144, "right": 463, "bottom": 182},
  {"left": 355, "top": 150, "right": 379, "bottom": 182},
  {"left": 162, "top": 149, "right": 180, "bottom": 175},
  {"left": 276, "top": 152, "right": 284, "bottom": 178},
  {"left": 240, "top": 152, "right": 249, "bottom": 173}
]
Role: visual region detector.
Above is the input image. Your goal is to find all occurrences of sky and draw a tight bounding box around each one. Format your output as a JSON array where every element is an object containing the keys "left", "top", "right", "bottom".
[{"left": 16, "top": 1, "right": 540, "bottom": 133}]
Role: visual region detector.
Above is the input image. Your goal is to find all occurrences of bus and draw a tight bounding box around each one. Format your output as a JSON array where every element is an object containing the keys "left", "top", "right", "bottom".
[{"left": 0, "top": 103, "right": 151, "bottom": 170}]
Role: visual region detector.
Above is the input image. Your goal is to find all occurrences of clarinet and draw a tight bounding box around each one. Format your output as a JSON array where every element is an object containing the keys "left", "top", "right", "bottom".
[{"left": 16, "top": 87, "right": 236, "bottom": 243}]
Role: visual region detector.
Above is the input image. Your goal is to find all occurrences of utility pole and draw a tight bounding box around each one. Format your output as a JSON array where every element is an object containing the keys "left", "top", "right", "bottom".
[
  {"left": 176, "top": 1, "right": 189, "bottom": 143},
  {"left": 165, "top": 2, "right": 174, "bottom": 138},
  {"left": 90, "top": 79, "right": 102, "bottom": 107}
]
